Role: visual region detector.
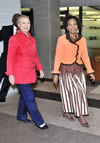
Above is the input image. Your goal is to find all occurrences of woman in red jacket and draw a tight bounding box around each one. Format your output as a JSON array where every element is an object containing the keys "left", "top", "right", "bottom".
[
  {"left": 52, "top": 15, "right": 95, "bottom": 127},
  {"left": 6, "top": 15, "right": 48, "bottom": 130}
]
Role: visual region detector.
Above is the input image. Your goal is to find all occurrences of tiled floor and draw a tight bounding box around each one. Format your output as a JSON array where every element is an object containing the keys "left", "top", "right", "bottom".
[{"left": 0, "top": 80, "right": 100, "bottom": 142}]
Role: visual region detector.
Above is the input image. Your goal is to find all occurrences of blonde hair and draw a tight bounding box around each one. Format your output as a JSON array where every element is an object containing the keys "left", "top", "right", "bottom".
[{"left": 17, "top": 15, "right": 30, "bottom": 24}]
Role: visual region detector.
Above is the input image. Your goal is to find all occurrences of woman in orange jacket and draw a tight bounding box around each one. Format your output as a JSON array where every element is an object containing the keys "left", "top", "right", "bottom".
[
  {"left": 6, "top": 15, "right": 48, "bottom": 130},
  {"left": 52, "top": 15, "right": 95, "bottom": 127}
]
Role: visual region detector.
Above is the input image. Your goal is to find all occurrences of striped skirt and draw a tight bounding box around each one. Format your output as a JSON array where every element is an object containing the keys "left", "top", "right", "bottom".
[{"left": 59, "top": 63, "right": 88, "bottom": 117}]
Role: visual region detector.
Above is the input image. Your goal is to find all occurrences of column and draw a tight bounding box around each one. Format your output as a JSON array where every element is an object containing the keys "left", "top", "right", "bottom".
[{"left": 33, "top": 0, "right": 61, "bottom": 78}]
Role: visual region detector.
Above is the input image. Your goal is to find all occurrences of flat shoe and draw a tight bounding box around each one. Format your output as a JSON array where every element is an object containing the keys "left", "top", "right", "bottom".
[
  {"left": 17, "top": 119, "right": 32, "bottom": 123},
  {"left": 24, "top": 119, "right": 32, "bottom": 123},
  {"left": 37, "top": 124, "right": 48, "bottom": 130}
]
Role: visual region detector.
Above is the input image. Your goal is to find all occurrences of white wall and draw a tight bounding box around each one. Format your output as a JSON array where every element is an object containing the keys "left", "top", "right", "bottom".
[{"left": 0, "top": 0, "right": 21, "bottom": 94}]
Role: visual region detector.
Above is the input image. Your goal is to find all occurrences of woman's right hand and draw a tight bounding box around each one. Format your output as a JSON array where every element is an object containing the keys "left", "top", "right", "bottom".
[
  {"left": 9, "top": 75, "right": 15, "bottom": 85},
  {"left": 53, "top": 75, "right": 59, "bottom": 85},
  {"left": 89, "top": 73, "right": 95, "bottom": 81}
]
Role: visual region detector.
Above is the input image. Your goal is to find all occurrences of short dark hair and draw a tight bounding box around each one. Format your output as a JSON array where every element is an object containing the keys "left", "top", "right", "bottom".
[
  {"left": 12, "top": 13, "right": 21, "bottom": 27},
  {"left": 63, "top": 14, "right": 82, "bottom": 34}
]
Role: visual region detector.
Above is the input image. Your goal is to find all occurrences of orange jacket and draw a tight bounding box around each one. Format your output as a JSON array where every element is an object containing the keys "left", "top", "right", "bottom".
[{"left": 52, "top": 34, "right": 94, "bottom": 74}]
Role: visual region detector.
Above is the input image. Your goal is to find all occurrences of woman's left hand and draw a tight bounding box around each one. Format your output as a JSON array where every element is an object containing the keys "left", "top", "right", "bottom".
[{"left": 40, "top": 70, "right": 44, "bottom": 79}]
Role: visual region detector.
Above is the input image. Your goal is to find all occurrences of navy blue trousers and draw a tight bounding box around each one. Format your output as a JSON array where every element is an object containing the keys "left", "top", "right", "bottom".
[{"left": 17, "top": 84, "right": 44, "bottom": 126}]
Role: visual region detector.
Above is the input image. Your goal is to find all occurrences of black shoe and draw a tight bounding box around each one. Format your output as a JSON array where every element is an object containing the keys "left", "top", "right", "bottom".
[
  {"left": 38, "top": 124, "right": 48, "bottom": 130},
  {"left": 17, "top": 119, "right": 32, "bottom": 123},
  {"left": 24, "top": 119, "right": 32, "bottom": 123},
  {"left": 0, "top": 97, "right": 6, "bottom": 102}
]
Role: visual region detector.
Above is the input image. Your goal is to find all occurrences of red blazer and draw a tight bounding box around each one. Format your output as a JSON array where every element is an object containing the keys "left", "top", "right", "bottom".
[{"left": 6, "top": 30, "right": 43, "bottom": 84}]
